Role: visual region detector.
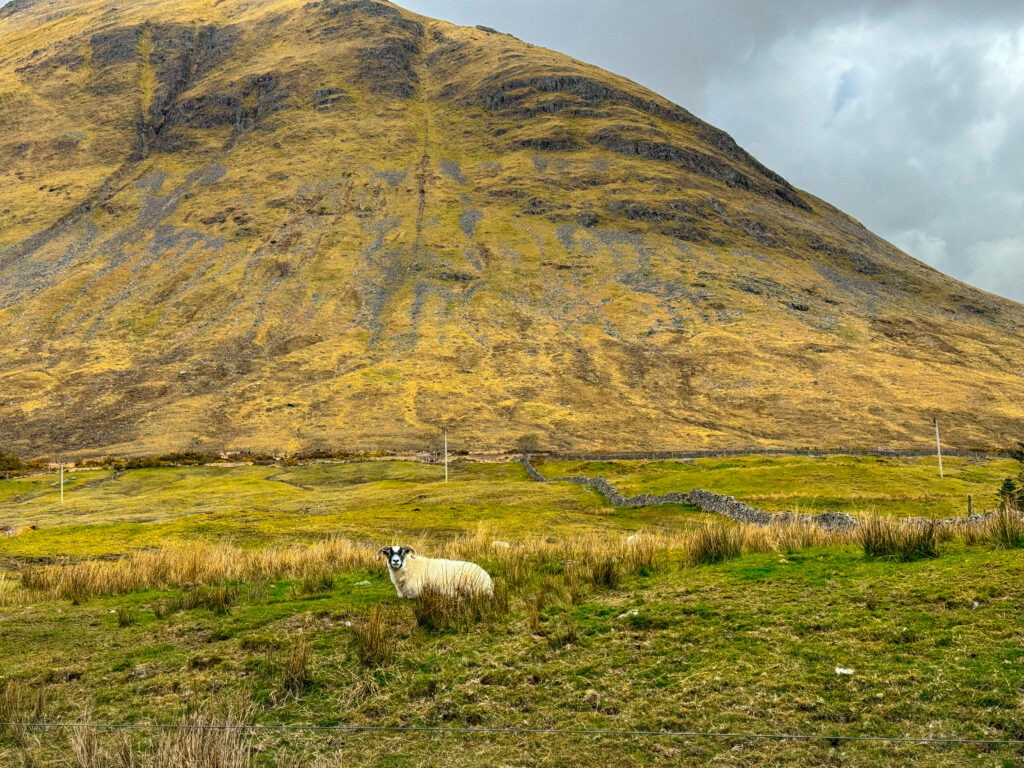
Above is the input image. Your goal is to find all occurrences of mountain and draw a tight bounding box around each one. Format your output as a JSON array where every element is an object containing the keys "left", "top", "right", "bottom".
[{"left": 0, "top": 0, "right": 1021, "bottom": 458}]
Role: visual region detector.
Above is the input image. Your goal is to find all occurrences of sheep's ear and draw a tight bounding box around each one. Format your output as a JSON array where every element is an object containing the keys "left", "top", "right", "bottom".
[
  {"left": 377, "top": 547, "right": 389, "bottom": 560},
  {"left": 402, "top": 546, "right": 416, "bottom": 558}
]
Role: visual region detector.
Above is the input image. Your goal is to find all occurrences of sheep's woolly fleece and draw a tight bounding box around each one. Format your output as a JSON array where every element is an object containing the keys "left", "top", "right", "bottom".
[{"left": 382, "top": 547, "right": 493, "bottom": 599}]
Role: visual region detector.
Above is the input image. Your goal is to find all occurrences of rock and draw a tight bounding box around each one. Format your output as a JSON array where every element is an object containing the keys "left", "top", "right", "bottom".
[
  {"left": 313, "top": 87, "right": 347, "bottom": 111},
  {"left": 355, "top": 36, "right": 422, "bottom": 99},
  {"left": 440, "top": 158, "right": 467, "bottom": 184},
  {"left": 354, "top": 580, "right": 371, "bottom": 587},
  {"left": 835, "top": 667, "right": 854, "bottom": 675},
  {"left": 459, "top": 209, "right": 483, "bottom": 238},
  {"left": 616, "top": 609, "right": 639, "bottom": 620}
]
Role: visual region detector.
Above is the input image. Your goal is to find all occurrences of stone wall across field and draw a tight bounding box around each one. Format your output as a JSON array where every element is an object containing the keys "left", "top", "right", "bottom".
[
  {"left": 522, "top": 455, "right": 813, "bottom": 526},
  {"left": 521, "top": 456, "right": 1009, "bottom": 531}
]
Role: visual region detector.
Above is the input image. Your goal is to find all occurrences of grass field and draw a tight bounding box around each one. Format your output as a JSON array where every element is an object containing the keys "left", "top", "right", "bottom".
[
  {"left": 2, "top": 539, "right": 1023, "bottom": 766},
  {"left": 0, "top": 455, "right": 1012, "bottom": 560},
  {"left": 2, "top": 456, "right": 1022, "bottom": 766},
  {"left": 0, "top": 460, "right": 715, "bottom": 559},
  {"left": 538, "top": 454, "right": 1014, "bottom": 518}
]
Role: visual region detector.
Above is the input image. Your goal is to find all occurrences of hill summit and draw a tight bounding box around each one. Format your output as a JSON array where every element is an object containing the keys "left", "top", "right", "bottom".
[{"left": 0, "top": 0, "right": 1021, "bottom": 457}]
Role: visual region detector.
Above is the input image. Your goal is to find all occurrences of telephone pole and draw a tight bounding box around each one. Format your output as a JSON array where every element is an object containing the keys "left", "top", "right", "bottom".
[
  {"left": 934, "top": 418, "right": 943, "bottom": 479},
  {"left": 60, "top": 462, "right": 65, "bottom": 506},
  {"left": 443, "top": 427, "right": 449, "bottom": 483}
]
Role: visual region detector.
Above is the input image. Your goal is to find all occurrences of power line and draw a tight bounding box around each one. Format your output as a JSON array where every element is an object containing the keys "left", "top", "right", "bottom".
[{"left": 3, "top": 722, "right": 1023, "bottom": 746}]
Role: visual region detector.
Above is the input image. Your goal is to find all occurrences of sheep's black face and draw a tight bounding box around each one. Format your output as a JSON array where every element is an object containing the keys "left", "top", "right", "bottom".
[{"left": 379, "top": 545, "right": 414, "bottom": 570}]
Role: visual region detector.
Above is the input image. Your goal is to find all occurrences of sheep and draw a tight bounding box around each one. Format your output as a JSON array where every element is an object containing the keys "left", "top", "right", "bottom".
[
  {"left": 490, "top": 540, "right": 512, "bottom": 550},
  {"left": 378, "top": 545, "right": 493, "bottom": 599}
]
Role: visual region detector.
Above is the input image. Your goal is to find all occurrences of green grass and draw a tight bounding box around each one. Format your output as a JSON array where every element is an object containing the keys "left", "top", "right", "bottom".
[
  {"left": 2, "top": 545, "right": 1023, "bottom": 766},
  {"left": 0, "top": 455, "right": 1011, "bottom": 558},
  {"left": 0, "top": 460, "right": 714, "bottom": 557},
  {"left": 3, "top": 456, "right": 1021, "bottom": 765},
  {"left": 539, "top": 454, "right": 1013, "bottom": 518}
]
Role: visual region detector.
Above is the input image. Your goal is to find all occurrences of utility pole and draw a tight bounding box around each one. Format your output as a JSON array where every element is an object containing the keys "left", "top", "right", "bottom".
[
  {"left": 934, "top": 418, "right": 943, "bottom": 479},
  {"left": 443, "top": 427, "right": 448, "bottom": 483},
  {"left": 60, "top": 462, "right": 64, "bottom": 506}
]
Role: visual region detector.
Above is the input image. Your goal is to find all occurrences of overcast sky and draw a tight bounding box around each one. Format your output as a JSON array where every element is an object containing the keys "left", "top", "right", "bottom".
[{"left": 400, "top": 0, "right": 1024, "bottom": 304}]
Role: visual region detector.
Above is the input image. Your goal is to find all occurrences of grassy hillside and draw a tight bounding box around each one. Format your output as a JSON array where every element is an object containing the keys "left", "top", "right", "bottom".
[{"left": 1, "top": 0, "right": 1022, "bottom": 458}]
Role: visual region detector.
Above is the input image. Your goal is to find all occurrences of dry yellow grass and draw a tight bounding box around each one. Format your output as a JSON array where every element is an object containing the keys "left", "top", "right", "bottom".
[{"left": 6, "top": 521, "right": 856, "bottom": 604}]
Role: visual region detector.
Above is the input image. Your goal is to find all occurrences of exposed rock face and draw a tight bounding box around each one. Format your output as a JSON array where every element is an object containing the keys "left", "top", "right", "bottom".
[{"left": 0, "top": 0, "right": 1022, "bottom": 458}]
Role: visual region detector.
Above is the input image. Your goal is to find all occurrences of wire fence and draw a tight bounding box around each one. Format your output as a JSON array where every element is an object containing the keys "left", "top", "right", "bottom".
[{"left": 2, "top": 721, "right": 1024, "bottom": 746}]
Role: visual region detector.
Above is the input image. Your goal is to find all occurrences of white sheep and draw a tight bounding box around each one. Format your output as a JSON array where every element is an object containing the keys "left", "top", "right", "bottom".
[{"left": 378, "top": 545, "right": 493, "bottom": 599}]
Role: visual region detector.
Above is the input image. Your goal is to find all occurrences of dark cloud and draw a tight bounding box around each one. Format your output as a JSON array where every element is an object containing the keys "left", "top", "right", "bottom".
[{"left": 403, "top": 0, "right": 1024, "bottom": 303}]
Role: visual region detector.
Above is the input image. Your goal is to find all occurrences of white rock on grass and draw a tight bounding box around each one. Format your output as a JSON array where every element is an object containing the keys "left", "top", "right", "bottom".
[{"left": 835, "top": 667, "right": 854, "bottom": 675}]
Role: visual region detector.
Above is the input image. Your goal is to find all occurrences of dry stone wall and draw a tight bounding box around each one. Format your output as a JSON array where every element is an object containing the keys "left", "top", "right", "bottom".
[
  {"left": 521, "top": 456, "right": 1007, "bottom": 532},
  {"left": 522, "top": 456, "right": 851, "bottom": 531}
]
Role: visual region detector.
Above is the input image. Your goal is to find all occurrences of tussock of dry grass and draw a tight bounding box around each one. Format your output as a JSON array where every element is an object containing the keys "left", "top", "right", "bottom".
[
  {"left": 986, "top": 505, "right": 1024, "bottom": 548},
  {"left": 67, "top": 708, "right": 253, "bottom": 768},
  {"left": 413, "top": 579, "right": 509, "bottom": 633},
  {"left": 859, "top": 516, "right": 941, "bottom": 561},
  {"left": 684, "top": 525, "right": 745, "bottom": 566},
  {"left": 351, "top": 605, "right": 396, "bottom": 668},
  {"left": 281, "top": 636, "right": 313, "bottom": 697}
]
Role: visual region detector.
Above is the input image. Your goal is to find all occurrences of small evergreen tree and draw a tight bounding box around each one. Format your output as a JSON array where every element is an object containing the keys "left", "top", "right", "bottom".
[{"left": 998, "top": 478, "right": 1019, "bottom": 508}]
